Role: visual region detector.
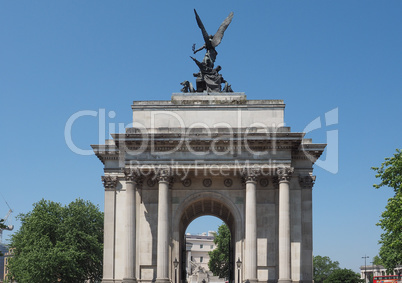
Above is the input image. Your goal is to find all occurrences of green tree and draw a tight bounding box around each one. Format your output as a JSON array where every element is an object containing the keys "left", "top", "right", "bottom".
[
  {"left": 372, "top": 149, "right": 402, "bottom": 194},
  {"left": 323, "top": 268, "right": 363, "bottom": 283},
  {"left": 372, "top": 255, "right": 383, "bottom": 266},
  {"left": 7, "top": 199, "right": 103, "bottom": 283},
  {"left": 377, "top": 194, "right": 402, "bottom": 273},
  {"left": 372, "top": 149, "right": 402, "bottom": 272},
  {"left": 208, "top": 223, "right": 231, "bottom": 279},
  {"left": 313, "top": 255, "right": 340, "bottom": 283}
]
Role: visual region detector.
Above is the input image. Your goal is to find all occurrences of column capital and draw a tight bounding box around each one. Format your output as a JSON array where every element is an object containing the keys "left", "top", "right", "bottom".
[
  {"left": 157, "top": 169, "right": 174, "bottom": 187},
  {"left": 241, "top": 167, "right": 261, "bottom": 185},
  {"left": 123, "top": 168, "right": 143, "bottom": 185},
  {"left": 101, "top": 175, "right": 118, "bottom": 190},
  {"left": 298, "top": 175, "right": 316, "bottom": 188},
  {"left": 276, "top": 167, "right": 294, "bottom": 182}
]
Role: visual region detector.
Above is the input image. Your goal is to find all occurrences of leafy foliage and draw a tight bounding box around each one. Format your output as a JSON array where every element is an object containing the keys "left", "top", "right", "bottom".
[
  {"left": 7, "top": 199, "right": 103, "bottom": 283},
  {"left": 372, "top": 149, "right": 402, "bottom": 194},
  {"left": 208, "top": 223, "right": 231, "bottom": 279},
  {"left": 313, "top": 255, "right": 340, "bottom": 283},
  {"left": 377, "top": 194, "right": 402, "bottom": 273},
  {"left": 323, "top": 268, "right": 363, "bottom": 283},
  {"left": 372, "top": 255, "right": 383, "bottom": 266},
  {"left": 372, "top": 149, "right": 402, "bottom": 273}
]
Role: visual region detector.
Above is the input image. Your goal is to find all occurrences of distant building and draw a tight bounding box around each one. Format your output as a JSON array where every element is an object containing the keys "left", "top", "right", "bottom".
[
  {"left": 3, "top": 248, "right": 14, "bottom": 282},
  {"left": 360, "top": 264, "right": 402, "bottom": 283},
  {"left": 186, "top": 231, "right": 216, "bottom": 275},
  {"left": 185, "top": 231, "right": 227, "bottom": 283},
  {"left": 3, "top": 248, "right": 15, "bottom": 282},
  {"left": 0, "top": 244, "right": 8, "bottom": 282}
]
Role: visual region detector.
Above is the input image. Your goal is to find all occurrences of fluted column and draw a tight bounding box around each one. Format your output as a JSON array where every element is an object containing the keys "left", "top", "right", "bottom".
[
  {"left": 101, "top": 175, "right": 118, "bottom": 283},
  {"left": 299, "top": 175, "right": 316, "bottom": 283},
  {"left": 243, "top": 170, "right": 258, "bottom": 283},
  {"left": 156, "top": 169, "right": 172, "bottom": 283},
  {"left": 123, "top": 169, "right": 142, "bottom": 283},
  {"left": 277, "top": 167, "right": 293, "bottom": 283}
]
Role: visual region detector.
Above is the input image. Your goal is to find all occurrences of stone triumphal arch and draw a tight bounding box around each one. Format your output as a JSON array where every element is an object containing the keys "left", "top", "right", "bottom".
[{"left": 93, "top": 93, "right": 325, "bottom": 283}]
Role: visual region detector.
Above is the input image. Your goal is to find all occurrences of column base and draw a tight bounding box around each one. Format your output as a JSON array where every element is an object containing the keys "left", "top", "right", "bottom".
[
  {"left": 102, "top": 280, "right": 115, "bottom": 283},
  {"left": 122, "top": 278, "right": 137, "bottom": 283},
  {"left": 278, "top": 279, "right": 292, "bottom": 283}
]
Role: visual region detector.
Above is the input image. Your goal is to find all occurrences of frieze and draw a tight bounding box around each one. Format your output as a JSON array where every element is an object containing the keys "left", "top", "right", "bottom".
[
  {"left": 224, "top": 178, "right": 233, "bottom": 187},
  {"left": 147, "top": 178, "right": 157, "bottom": 187},
  {"left": 182, "top": 179, "right": 192, "bottom": 187},
  {"left": 272, "top": 177, "right": 279, "bottom": 189},
  {"left": 112, "top": 164, "right": 302, "bottom": 183},
  {"left": 259, "top": 178, "right": 269, "bottom": 187},
  {"left": 203, "top": 178, "right": 212, "bottom": 187},
  {"left": 114, "top": 142, "right": 299, "bottom": 154}
]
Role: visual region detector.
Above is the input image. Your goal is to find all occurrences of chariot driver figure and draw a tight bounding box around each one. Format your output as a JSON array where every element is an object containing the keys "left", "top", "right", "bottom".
[{"left": 193, "top": 9, "right": 234, "bottom": 69}]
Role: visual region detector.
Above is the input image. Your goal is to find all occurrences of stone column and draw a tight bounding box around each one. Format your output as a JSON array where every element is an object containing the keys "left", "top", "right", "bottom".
[
  {"left": 299, "top": 175, "right": 316, "bottom": 283},
  {"left": 277, "top": 167, "right": 293, "bottom": 283},
  {"left": 244, "top": 171, "right": 258, "bottom": 283},
  {"left": 123, "top": 169, "right": 142, "bottom": 283},
  {"left": 101, "top": 175, "right": 118, "bottom": 283},
  {"left": 156, "top": 169, "right": 172, "bottom": 283}
]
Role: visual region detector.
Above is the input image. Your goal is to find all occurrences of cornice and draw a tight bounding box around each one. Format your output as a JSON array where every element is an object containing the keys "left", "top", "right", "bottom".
[{"left": 92, "top": 133, "right": 326, "bottom": 164}]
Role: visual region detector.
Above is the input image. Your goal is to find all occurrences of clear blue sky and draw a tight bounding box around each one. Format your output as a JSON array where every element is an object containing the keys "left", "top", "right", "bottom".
[{"left": 1, "top": 1, "right": 401, "bottom": 273}]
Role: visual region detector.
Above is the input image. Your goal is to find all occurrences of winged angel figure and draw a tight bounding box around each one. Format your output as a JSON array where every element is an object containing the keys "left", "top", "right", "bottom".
[{"left": 193, "top": 9, "right": 234, "bottom": 69}]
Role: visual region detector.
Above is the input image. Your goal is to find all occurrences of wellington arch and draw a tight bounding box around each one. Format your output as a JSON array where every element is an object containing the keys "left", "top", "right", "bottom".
[{"left": 92, "top": 93, "right": 326, "bottom": 283}]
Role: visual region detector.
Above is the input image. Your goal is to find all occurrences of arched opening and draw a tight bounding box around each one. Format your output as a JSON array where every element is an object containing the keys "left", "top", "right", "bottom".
[
  {"left": 186, "top": 216, "right": 221, "bottom": 235},
  {"left": 174, "top": 194, "right": 242, "bottom": 283},
  {"left": 185, "top": 216, "right": 226, "bottom": 283}
]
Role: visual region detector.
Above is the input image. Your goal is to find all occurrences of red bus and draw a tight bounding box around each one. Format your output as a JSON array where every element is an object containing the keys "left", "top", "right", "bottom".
[{"left": 373, "top": 275, "right": 401, "bottom": 283}]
